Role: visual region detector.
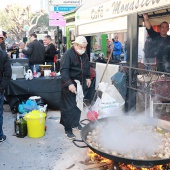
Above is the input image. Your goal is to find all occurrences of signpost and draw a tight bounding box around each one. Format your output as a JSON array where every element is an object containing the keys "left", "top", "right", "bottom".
[
  {"left": 48, "top": 11, "right": 66, "bottom": 59},
  {"left": 48, "top": 0, "right": 80, "bottom": 58},
  {"left": 49, "top": 19, "right": 66, "bottom": 27},
  {"left": 49, "top": 12, "right": 64, "bottom": 19},
  {"left": 48, "top": 0, "right": 80, "bottom": 5},
  {"left": 49, "top": 5, "right": 76, "bottom": 12},
  {"left": 54, "top": 6, "right": 76, "bottom": 12},
  {"left": 49, "top": 12, "right": 66, "bottom": 27}
]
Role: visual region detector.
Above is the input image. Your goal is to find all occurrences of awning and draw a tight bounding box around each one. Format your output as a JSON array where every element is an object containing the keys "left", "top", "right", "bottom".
[
  {"left": 77, "top": 16, "right": 127, "bottom": 36},
  {"left": 75, "top": 0, "right": 170, "bottom": 35}
]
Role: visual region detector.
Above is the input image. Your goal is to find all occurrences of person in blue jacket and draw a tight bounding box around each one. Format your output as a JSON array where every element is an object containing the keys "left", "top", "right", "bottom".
[{"left": 113, "top": 36, "right": 122, "bottom": 61}]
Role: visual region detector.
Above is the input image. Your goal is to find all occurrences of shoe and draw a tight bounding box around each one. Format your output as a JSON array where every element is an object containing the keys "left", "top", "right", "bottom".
[
  {"left": 65, "top": 131, "right": 76, "bottom": 140},
  {"left": 72, "top": 124, "right": 82, "bottom": 131},
  {"left": 0, "top": 135, "right": 6, "bottom": 144}
]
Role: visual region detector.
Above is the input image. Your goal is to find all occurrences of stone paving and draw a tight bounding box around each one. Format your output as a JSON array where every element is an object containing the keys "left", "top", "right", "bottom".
[
  {"left": 1, "top": 106, "right": 88, "bottom": 170},
  {"left": 1, "top": 94, "right": 170, "bottom": 170}
]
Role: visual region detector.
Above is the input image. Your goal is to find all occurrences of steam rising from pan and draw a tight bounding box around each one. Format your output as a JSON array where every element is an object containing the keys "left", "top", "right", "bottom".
[{"left": 96, "top": 116, "right": 162, "bottom": 158}]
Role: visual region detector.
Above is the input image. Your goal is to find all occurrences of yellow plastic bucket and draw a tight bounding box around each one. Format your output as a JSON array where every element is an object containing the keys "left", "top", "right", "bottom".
[{"left": 24, "top": 110, "right": 46, "bottom": 138}]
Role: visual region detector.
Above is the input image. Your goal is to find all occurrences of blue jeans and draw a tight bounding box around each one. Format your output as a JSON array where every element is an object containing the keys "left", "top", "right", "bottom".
[
  {"left": 0, "top": 93, "right": 4, "bottom": 138},
  {"left": 113, "top": 55, "right": 121, "bottom": 60}
]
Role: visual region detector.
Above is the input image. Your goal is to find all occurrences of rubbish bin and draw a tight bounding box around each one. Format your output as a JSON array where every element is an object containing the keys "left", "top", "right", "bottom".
[{"left": 24, "top": 110, "right": 46, "bottom": 138}]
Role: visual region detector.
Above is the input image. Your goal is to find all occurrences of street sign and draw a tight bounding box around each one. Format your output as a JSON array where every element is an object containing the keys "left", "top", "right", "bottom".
[
  {"left": 49, "top": 19, "right": 66, "bottom": 26},
  {"left": 48, "top": 0, "right": 80, "bottom": 5},
  {"left": 23, "top": 25, "right": 29, "bottom": 31},
  {"left": 49, "top": 12, "right": 64, "bottom": 19},
  {"left": 53, "top": 6, "right": 76, "bottom": 12}
]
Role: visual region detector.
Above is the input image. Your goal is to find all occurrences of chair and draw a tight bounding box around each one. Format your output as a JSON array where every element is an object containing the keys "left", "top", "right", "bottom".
[{"left": 150, "top": 80, "right": 170, "bottom": 117}]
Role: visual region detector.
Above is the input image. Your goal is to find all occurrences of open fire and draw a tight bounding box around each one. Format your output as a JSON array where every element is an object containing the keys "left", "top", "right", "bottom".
[
  {"left": 75, "top": 116, "right": 170, "bottom": 170},
  {"left": 86, "top": 149, "right": 170, "bottom": 170}
]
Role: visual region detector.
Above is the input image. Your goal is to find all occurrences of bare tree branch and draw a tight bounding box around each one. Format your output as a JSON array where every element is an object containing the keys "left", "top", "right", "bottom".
[{"left": 3, "top": 4, "right": 45, "bottom": 41}]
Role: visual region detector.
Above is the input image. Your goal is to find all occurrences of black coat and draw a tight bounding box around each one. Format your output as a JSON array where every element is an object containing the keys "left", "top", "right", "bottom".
[
  {"left": 146, "top": 27, "right": 170, "bottom": 72},
  {"left": 22, "top": 39, "right": 45, "bottom": 65},
  {"left": 0, "top": 41, "right": 6, "bottom": 51},
  {"left": 0, "top": 50, "right": 12, "bottom": 94},
  {"left": 60, "top": 46, "right": 90, "bottom": 131},
  {"left": 45, "top": 43, "right": 56, "bottom": 62},
  {"left": 60, "top": 46, "right": 90, "bottom": 88}
]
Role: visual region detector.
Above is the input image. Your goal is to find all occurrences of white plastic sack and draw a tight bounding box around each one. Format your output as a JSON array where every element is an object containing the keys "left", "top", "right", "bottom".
[
  {"left": 90, "top": 97, "right": 101, "bottom": 113},
  {"left": 75, "top": 80, "right": 84, "bottom": 112},
  {"left": 98, "top": 82, "right": 124, "bottom": 106},
  {"left": 98, "top": 82, "right": 125, "bottom": 118}
]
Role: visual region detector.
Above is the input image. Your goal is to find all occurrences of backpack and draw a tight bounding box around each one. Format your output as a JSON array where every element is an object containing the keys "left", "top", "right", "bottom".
[{"left": 111, "top": 71, "right": 127, "bottom": 99}]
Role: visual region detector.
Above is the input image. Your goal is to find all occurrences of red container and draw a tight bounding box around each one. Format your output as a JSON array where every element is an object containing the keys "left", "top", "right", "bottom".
[{"left": 87, "top": 110, "right": 98, "bottom": 121}]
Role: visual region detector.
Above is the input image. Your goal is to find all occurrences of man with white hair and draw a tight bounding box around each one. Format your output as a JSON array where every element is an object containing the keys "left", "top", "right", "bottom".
[{"left": 60, "top": 36, "right": 91, "bottom": 139}]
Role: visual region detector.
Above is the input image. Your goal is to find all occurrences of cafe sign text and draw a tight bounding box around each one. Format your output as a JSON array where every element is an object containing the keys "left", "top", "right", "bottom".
[{"left": 76, "top": 0, "right": 170, "bottom": 25}]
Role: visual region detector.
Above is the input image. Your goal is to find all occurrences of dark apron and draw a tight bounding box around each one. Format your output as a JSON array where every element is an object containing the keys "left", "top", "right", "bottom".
[{"left": 60, "top": 86, "right": 81, "bottom": 131}]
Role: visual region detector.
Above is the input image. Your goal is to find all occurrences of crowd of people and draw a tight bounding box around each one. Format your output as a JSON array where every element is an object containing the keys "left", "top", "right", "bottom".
[
  {"left": 0, "top": 12, "right": 170, "bottom": 142},
  {"left": 1, "top": 32, "right": 61, "bottom": 73},
  {"left": 0, "top": 31, "right": 92, "bottom": 140}
]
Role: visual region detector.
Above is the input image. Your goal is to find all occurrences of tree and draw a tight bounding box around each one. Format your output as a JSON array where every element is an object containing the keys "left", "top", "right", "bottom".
[
  {"left": 30, "top": 14, "right": 55, "bottom": 34},
  {"left": 0, "top": 4, "right": 45, "bottom": 42}
]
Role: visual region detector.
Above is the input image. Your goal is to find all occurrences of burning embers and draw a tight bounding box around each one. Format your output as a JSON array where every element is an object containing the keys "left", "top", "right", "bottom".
[{"left": 86, "top": 149, "right": 170, "bottom": 170}]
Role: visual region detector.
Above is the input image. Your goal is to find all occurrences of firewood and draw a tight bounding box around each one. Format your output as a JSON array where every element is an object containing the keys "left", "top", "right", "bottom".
[
  {"left": 85, "top": 157, "right": 91, "bottom": 162},
  {"left": 80, "top": 161, "right": 95, "bottom": 165},
  {"left": 85, "top": 162, "right": 112, "bottom": 169},
  {"left": 66, "top": 164, "right": 75, "bottom": 169}
]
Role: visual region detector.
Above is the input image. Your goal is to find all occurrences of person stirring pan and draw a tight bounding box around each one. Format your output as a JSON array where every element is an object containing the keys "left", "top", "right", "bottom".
[{"left": 60, "top": 36, "right": 91, "bottom": 140}]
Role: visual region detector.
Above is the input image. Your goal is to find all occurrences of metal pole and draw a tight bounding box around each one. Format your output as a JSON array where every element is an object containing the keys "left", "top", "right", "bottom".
[
  {"left": 125, "top": 13, "right": 139, "bottom": 112},
  {"left": 57, "top": 26, "right": 61, "bottom": 59}
]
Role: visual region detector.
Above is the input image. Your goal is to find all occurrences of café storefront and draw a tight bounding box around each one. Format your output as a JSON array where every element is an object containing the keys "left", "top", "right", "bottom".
[{"left": 75, "top": 0, "right": 170, "bottom": 112}]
